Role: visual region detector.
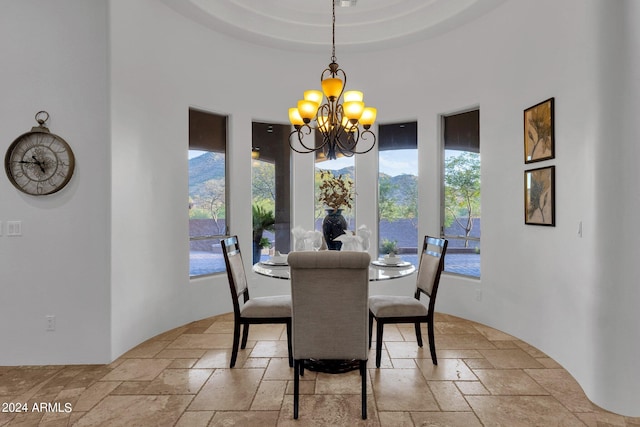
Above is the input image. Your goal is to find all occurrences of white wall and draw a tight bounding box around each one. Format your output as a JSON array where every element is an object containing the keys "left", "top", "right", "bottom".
[
  {"left": 109, "top": 0, "right": 639, "bottom": 415},
  {"left": 2, "top": 0, "right": 638, "bottom": 417},
  {"left": 0, "top": 0, "right": 111, "bottom": 364}
]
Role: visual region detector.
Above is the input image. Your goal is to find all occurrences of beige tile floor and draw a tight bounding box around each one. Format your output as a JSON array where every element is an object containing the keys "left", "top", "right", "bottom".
[{"left": 1, "top": 312, "right": 639, "bottom": 426}]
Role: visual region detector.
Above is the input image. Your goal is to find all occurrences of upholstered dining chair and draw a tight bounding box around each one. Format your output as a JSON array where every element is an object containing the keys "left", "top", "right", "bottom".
[
  {"left": 288, "top": 251, "right": 371, "bottom": 420},
  {"left": 220, "top": 235, "right": 292, "bottom": 368},
  {"left": 369, "top": 236, "right": 448, "bottom": 368}
]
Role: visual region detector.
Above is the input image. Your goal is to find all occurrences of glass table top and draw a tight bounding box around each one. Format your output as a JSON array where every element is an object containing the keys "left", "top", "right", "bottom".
[{"left": 252, "top": 258, "right": 416, "bottom": 281}]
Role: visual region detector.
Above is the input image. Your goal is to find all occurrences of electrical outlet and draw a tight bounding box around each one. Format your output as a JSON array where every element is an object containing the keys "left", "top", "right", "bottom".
[
  {"left": 475, "top": 288, "right": 482, "bottom": 302},
  {"left": 46, "top": 315, "right": 56, "bottom": 331}
]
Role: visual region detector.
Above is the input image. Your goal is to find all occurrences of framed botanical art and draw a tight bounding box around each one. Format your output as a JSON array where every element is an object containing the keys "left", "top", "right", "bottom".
[
  {"left": 524, "top": 97, "right": 554, "bottom": 163},
  {"left": 524, "top": 166, "right": 555, "bottom": 226}
]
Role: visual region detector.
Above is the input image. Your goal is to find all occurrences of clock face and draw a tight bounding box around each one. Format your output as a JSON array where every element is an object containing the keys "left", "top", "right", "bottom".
[{"left": 4, "top": 130, "right": 75, "bottom": 195}]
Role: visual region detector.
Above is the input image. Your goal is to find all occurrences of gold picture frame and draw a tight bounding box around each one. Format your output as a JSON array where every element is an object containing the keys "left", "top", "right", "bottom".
[
  {"left": 524, "top": 166, "right": 555, "bottom": 226},
  {"left": 524, "top": 97, "right": 554, "bottom": 163}
]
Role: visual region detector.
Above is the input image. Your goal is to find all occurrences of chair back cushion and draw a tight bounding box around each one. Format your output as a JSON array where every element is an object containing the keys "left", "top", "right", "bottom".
[
  {"left": 416, "top": 252, "right": 440, "bottom": 296},
  {"left": 289, "top": 251, "right": 370, "bottom": 360},
  {"left": 221, "top": 236, "right": 248, "bottom": 304}
]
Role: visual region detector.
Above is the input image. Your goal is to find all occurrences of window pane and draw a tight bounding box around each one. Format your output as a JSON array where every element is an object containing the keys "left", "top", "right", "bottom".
[
  {"left": 378, "top": 122, "right": 418, "bottom": 264},
  {"left": 442, "top": 110, "right": 480, "bottom": 278},
  {"left": 189, "top": 109, "right": 227, "bottom": 277},
  {"left": 252, "top": 122, "right": 291, "bottom": 264}
]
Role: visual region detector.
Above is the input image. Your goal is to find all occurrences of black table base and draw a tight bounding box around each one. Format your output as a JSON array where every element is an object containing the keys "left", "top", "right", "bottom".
[{"left": 304, "top": 359, "right": 361, "bottom": 374}]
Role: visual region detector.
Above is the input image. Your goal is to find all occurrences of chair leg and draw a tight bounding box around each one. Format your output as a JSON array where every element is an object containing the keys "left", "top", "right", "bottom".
[
  {"left": 375, "top": 321, "right": 384, "bottom": 368},
  {"left": 293, "top": 359, "right": 300, "bottom": 419},
  {"left": 368, "top": 312, "right": 374, "bottom": 349},
  {"left": 428, "top": 321, "right": 437, "bottom": 365},
  {"left": 415, "top": 322, "right": 423, "bottom": 347},
  {"left": 230, "top": 321, "right": 241, "bottom": 368},
  {"left": 240, "top": 324, "right": 250, "bottom": 349},
  {"left": 286, "top": 321, "right": 293, "bottom": 367},
  {"left": 360, "top": 360, "right": 367, "bottom": 420}
]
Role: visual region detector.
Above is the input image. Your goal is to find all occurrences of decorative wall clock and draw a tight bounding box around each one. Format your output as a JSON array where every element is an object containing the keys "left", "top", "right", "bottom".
[{"left": 4, "top": 111, "right": 75, "bottom": 195}]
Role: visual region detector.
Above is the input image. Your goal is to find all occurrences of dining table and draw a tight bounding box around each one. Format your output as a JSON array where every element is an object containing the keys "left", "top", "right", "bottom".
[{"left": 252, "top": 253, "right": 416, "bottom": 373}]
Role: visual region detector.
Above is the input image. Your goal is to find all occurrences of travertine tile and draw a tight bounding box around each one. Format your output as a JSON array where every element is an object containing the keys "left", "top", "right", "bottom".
[
  {"left": 155, "top": 349, "right": 207, "bottom": 359},
  {"left": 473, "top": 324, "right": 517, "bottom": 340},
  {"left": 119, "top": 339, "right": 169, "bottom": 358},
  {"left": 249, "top": 340, "right": 291, "bottom": 359},
  {"left": 428, "top": 380, "right": 471, "bottom": 411},
  {"left": 315, "top": 370, "right": 372, "bottom": 395},
  {"left": 238, "top": 323, "right": 286, "bottom": 341},
  {"left": 74, "top": 380, "right": 122, "bottom": 411},
  {"left": 278, "top": 394, "right": 378, "bottom": 427},
  {"left": 2, "top": 312, "right": 635, "bottom": 426},
  {"left": 455, "top": 380, "right": 490, "bottom": 395},
  {"left": 378, "top": 411, "right": 413, "bottom": 427},
  {"left": 174, "top": 410, "right": 214, "bottom": 427},
  {"left": 437, "top": 321, "right": 482, "bottom": 335},
  {"left": 166, "top": 333, "right": 232, "bottom": 350},
  {"left": 192, "top": 349, "right": 236, "bottom": 369},
  {"left": 466, "top": 395, "right": 585, "bottom": 426},
  {"left": 100, "top": 358, "right": 173, "bottom": 382},
  {"left": 0, "top": 367, "right": 61, "bottom": 395},
  {"left": 204, "top": 320, "right": 234, "bottom": 334},
  {"left": 416, "top": 358, "right": 477, "bottom": 381},
  {"left": 525, "top": 368, "right": 594, "bottom": 412},
  {"left": 411, "top": 411, "right": 484, "bottom": 426},
  {"left": 435, "top": 333, "right": 497, "bottom": 350},
  {"left": 371, "top": 369, "right": 438, "bottom": 411},
  {"left": 473, "top": 369, "right": 548, "bottom": 395},
  {"left": 142, "top": 368, "right": 212, "bottom": 395},
  {"left": 478, "top": 348, "right": 544, "bottom": 369},
  {"left": 210, "top": 410, "right": 280, "bottom": 427},
  {"left": 264, "top": 357, "right": 303, "bottom": 381},
  {"left": 251, "top": 380, "right": 287, "bottom": 410},
  {"left": 188, "top": 368, "right": 264, "bottom": 410},
  {"left": 74, "top": 395, "right": 192, "bottom": 427},
  {"left": 384, "top": 341, "right": 429, "bottom": 359}
]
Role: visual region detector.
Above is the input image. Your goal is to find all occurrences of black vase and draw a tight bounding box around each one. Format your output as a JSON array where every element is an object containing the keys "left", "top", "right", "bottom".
[{"left": 322, "top": 209, "right": 347, "bottom": 250}]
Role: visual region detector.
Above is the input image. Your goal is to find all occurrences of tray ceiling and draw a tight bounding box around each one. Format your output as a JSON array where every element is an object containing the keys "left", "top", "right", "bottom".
[{"left": 160, "top": 0, "right": 507, "bottom": 52}]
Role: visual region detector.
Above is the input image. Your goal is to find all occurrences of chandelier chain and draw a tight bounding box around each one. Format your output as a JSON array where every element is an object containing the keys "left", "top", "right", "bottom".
[{"left": 331, "top": 0, "right": 336, "bottom": 63}]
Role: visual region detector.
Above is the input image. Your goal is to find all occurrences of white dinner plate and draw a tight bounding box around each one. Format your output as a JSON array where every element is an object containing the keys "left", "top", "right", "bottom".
[
  {"left": 261, "top": 260, "right": 289, "bottom": 266},
  {"left": 371, "top": 260, "right": 411, "bottom": 267}
]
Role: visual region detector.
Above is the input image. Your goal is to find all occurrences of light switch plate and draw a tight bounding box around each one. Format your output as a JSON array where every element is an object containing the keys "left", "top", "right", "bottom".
[{"left": 7, "top": 221, "right": 22, "bottom": 236}]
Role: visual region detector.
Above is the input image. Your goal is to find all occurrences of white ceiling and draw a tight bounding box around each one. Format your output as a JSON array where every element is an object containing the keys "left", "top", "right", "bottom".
[{"left": 160, "top": 0, "right": 507, "bottom": 53}]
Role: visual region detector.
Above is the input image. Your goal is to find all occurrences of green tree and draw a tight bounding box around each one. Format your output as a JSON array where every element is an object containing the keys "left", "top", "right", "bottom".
[
  {"left": 378, "top": 174, "right": 401, "bottom": 221},
  {"left": 444, "top": 152, "right": 481, "bottom": 247},
  {"left": 252, "top": 160, "right": 275, "bottom": 210},
  {"left": 202, "top": 178, "right": 226, "bottom": 234}
]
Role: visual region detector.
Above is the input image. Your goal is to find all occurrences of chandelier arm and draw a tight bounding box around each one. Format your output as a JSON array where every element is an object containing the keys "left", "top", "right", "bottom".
[
  {"left": 346, "top": 128, "right": 378, "bottom": 155},
  {"left": 289, "top": 125, "right": 319, "bottom": 154}
]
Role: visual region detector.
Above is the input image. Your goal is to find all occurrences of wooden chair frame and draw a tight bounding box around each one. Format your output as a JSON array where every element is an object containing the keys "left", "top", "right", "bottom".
[
  {"left": 221, "top": 236, "right": 292, "bottom": 368},
  {"left": 369, "top": 236, "right": 448, "bottom": 367}
]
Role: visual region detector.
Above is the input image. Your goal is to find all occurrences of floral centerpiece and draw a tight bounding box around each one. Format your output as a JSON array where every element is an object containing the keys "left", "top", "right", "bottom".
[
  {"left": 318, "top": 170, "right": 354, "bottom": 250},
  {"left": 318, "top": 170, "right": 354, "bottom": 211}
]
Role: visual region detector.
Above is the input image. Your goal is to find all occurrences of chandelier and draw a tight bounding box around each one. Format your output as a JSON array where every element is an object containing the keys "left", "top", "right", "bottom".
[{"left": 287, "top": 0, "right": 377, "bottom": 160}]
